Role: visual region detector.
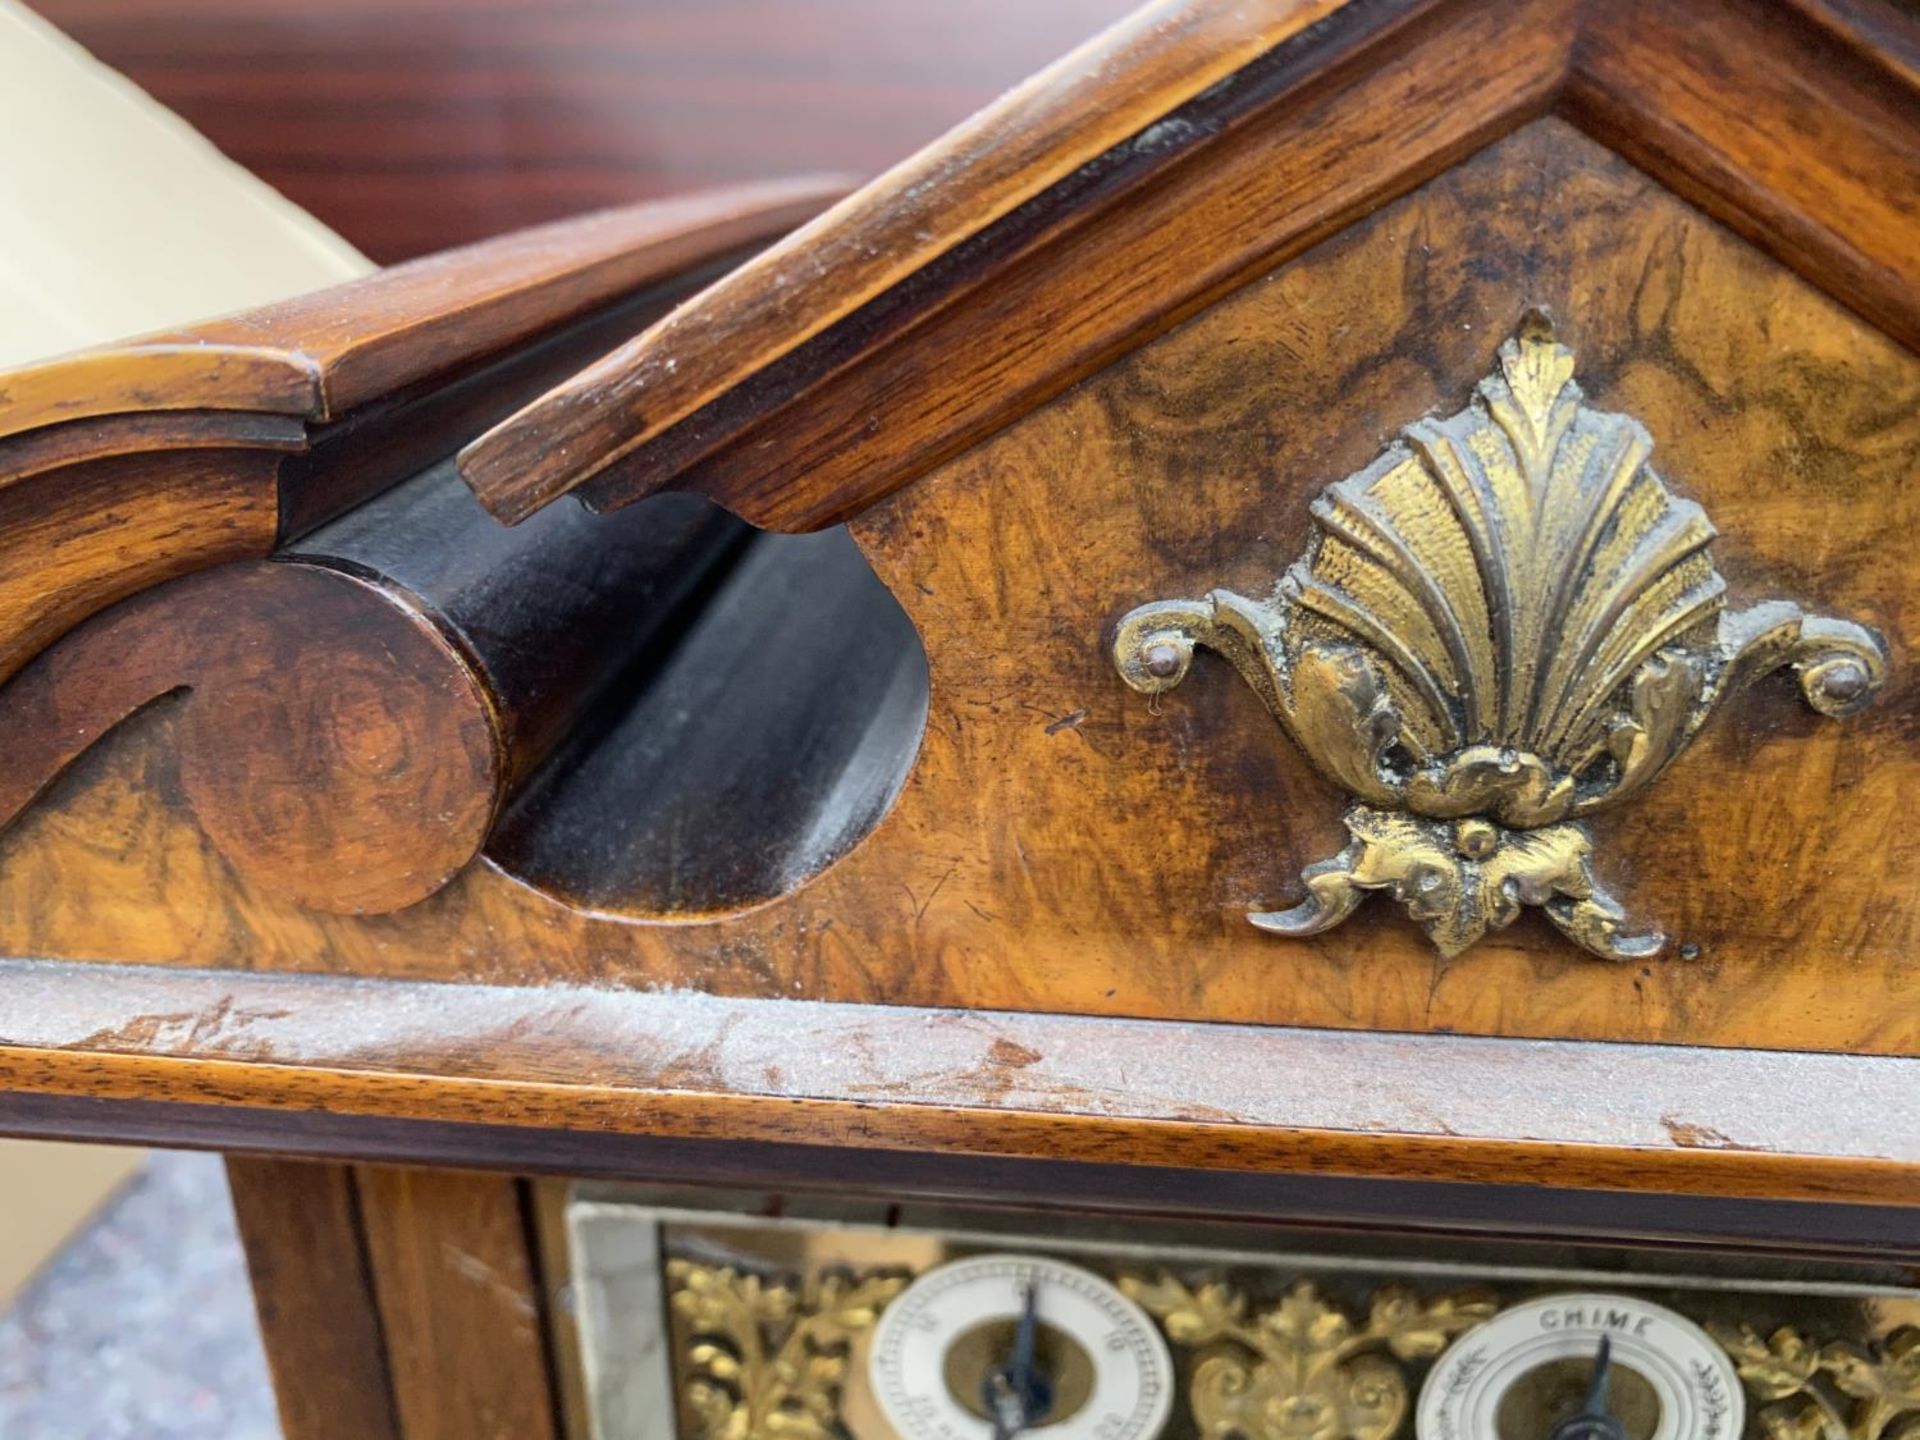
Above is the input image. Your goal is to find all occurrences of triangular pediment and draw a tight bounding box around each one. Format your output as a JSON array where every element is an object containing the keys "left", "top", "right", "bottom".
[{"left": 458, "top": 0, "right": 1919, "bottom": 535}]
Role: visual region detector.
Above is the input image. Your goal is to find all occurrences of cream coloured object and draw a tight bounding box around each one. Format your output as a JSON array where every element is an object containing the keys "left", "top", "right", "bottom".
[
  {"left": 0, "top": 0, "right": 369, "bottom": 368},
  {"left": 0, "top": 0, "right": 371, "bottom": 1305}
]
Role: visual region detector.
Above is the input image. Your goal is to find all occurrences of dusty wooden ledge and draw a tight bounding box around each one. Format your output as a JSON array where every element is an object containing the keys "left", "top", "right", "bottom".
[{"left": 0, "top": 960, "right": 1914, "bottom": 1209}]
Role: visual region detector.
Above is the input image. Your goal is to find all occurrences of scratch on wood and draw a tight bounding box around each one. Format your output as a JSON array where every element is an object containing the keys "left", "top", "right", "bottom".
[
  {"left": 914, "top": 866, "right": 955, "bottom": 922},
  {"left": 1661, "top": 1114, "right": 1763, "bottom": 1152}
]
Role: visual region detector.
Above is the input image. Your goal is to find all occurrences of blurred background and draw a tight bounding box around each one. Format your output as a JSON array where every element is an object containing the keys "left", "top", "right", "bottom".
[{"left": 27, "top": 0, "right": 1137, "bottom": 263}]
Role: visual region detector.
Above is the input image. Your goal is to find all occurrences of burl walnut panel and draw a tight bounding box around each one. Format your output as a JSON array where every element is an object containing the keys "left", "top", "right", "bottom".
[
  {"left": 0, "top": 120, "right": 1912, "bottom": 1055},
  {"left": 854, "top": 117, "right": 1918, "bottom": 1045}
]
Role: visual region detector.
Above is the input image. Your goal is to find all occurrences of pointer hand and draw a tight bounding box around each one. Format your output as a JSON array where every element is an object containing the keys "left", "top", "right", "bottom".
[
  {"left": 1549, "top": 1335, "right": 1628, "bottom": 1440},
  {"left": 984, "top": 1283, "right": 1054, "bottom": 1440}
]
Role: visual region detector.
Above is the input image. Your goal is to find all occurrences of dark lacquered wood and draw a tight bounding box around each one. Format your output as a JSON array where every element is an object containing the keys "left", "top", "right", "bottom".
[
  {"left": 29, "top": 0, "right": 1139, "bottom": 264},
  {"left": 488, "top": 526, "right": 927, "bottom": 914},
  {"left": 227, "top": 1158, "right": 402, "bottom": 1440},
  {"left": 289, "top": 471, "right": 743, "bottom": 792},
  {"left": 0, "top": 465, "right": 743, "bottom": 910}
]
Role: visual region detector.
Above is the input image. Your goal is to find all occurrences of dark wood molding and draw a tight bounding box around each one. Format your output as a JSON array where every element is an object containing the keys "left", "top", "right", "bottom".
[
  {"left": 622, "top": 0, "right": 1565, "bottom": 532},
  {"left": 16, "top": 1095, "right": 1920, "bottom": 1256},
  {"left": 455, "top": 0, "right": 1394, "bottom": 522},
  {"left": 457, "top": 0, "right": 1537, "bottom": 524},
  {"left": 1565, "top": 0, "right": 1920, "bottom": 356},
  {"left": 0, "top": 420, "right": 296, "bottom": 687}
]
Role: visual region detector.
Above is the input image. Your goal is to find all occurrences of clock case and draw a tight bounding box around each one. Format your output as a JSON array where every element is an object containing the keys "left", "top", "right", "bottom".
[
  {"left": 0, "top": 0, "right": 1915, "bottom": 1435},
  {"left": 556, "top": 1185, "right": 1917, "bottom": 1440}
]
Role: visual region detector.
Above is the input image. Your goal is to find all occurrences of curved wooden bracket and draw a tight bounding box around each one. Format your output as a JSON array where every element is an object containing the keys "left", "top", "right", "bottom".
[
  {"left": 0, "top": 413, "right": 301, "bottom": 688},
  {"left": 0, "top": 181, "right": 842, "bottom": 704}
]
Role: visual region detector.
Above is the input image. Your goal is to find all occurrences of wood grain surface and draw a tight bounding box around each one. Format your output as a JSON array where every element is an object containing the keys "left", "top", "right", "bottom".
[
  {"left": 1, "top": 961, "right": 1916, "bottom": 1208},
  {"left": 0, "top": 416, "right": 295, "bottom": 686},
  {"left": 1569, "top": 0, "right": 1920, "bottom": 355},
  {"left": 351, "top": 1175, "right": 556, "bottom": 1440},
  {"left": 846, "top": 120, "right": 1920, "bottom": 1051},
  {"left": 2, "top": 121, "right": 1910, "bottom": 1057},
  {"left": 357, "top": 1166, "right": 560, "bottom": 1440},
  {"left": 0, "top": 477, "right": 755, "bottom": 914},
  {"left": 228, "top": 1157, "right": 403, "bottom": 1440}
]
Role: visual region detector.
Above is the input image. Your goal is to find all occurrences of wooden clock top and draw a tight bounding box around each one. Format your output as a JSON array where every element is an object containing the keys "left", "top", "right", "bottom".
[{"left": 0, "top": 0, "right": 1915, "bottom": 1220}]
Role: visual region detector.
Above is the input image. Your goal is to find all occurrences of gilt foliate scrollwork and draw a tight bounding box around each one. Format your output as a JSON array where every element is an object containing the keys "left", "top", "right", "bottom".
[
  {"left": 1112, "top": 309, "right": 1890, "bottom": 960},
  {"left": 667, "top": 1259, "right": 907, "bottom": 1440},
  {"left": 1120, "top": 1273, "right": 1496, "bottom": 1440},
  {"left": 1712, "top": 1324, "right": 1920, "bottom": 1440}
]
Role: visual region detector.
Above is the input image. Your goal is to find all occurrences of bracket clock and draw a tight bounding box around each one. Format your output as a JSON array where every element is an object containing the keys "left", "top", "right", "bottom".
[{"left": 0, "top": 0, "right": 1915, "bottom": 1436}]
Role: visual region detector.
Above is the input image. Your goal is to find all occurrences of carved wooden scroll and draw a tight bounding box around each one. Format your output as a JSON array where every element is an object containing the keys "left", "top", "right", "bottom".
[
  {"left": 1112, "top": 312, "right": 1889, "bottom": 960},
  {"left": 0, "top": 472, "right": 740, "bottom": 915}
]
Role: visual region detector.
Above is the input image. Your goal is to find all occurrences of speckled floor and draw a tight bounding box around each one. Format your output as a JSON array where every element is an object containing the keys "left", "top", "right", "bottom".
[{"left": 0, "top": 1151, "right": 281, "bottom": 1439}]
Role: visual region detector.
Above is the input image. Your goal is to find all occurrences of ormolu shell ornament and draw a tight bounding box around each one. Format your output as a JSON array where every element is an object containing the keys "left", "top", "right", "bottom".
[{"left": 1112, "top": 311, "right": 1889, "bottom": 960}]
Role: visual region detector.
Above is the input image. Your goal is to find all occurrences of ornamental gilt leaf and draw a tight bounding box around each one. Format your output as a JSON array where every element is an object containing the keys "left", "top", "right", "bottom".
[
  {"left": 1113, "top": 310, "right": 1890, "bottom": 960},
  {"left": 1121, "top": 1275, "right": 1493, "bottom": 1440},
  {"left": 1713, "top": 1323, "right": 1920, "bottom": 1440},
  {"left": 667, "top": 1260, "right": 907, "bottom": 1440}
]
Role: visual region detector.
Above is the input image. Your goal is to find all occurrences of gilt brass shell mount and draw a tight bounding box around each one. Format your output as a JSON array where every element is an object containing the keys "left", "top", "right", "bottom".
[{"left": 1113, "top": 311, "right": 1889, "bottom": 960}]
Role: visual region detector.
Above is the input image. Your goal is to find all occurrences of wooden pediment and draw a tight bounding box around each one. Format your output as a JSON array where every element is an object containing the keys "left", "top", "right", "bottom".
[
  {"left": 458, "top": 0, "right": 1920, "bottom": 531},
  {"left": 0, "top": 0, "right": 1916, "bottom": 1215}
]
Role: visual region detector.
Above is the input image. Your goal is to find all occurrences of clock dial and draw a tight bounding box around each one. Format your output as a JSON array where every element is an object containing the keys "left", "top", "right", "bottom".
[
  {"left": 868, "top": 1254, "right": 1175, "bottom": 1440},
  {"left": 1417, "top": 1294, "right": 1744, "bottom": 1440}
]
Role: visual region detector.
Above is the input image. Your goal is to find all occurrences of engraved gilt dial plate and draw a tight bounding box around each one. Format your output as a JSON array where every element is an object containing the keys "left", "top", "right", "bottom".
[
  {"left": 870, "top": 1254, "right": 1176, "bottom": 1440},
  {"left": 567, "top": 1194, "right": 1920, "bottom": 1440},
  {"left": 1418, "top": 1293, "right": 1743, "bottom": 1440}
]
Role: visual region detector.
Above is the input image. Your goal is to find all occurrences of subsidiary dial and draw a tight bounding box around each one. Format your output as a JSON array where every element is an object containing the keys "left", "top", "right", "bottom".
[
  {"left": 1417, "top": 1293, "right": 1743, "bottom": 1440},
  {"left": 868, "top": 1254, "right": 1175, "bottom": 1440}
]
